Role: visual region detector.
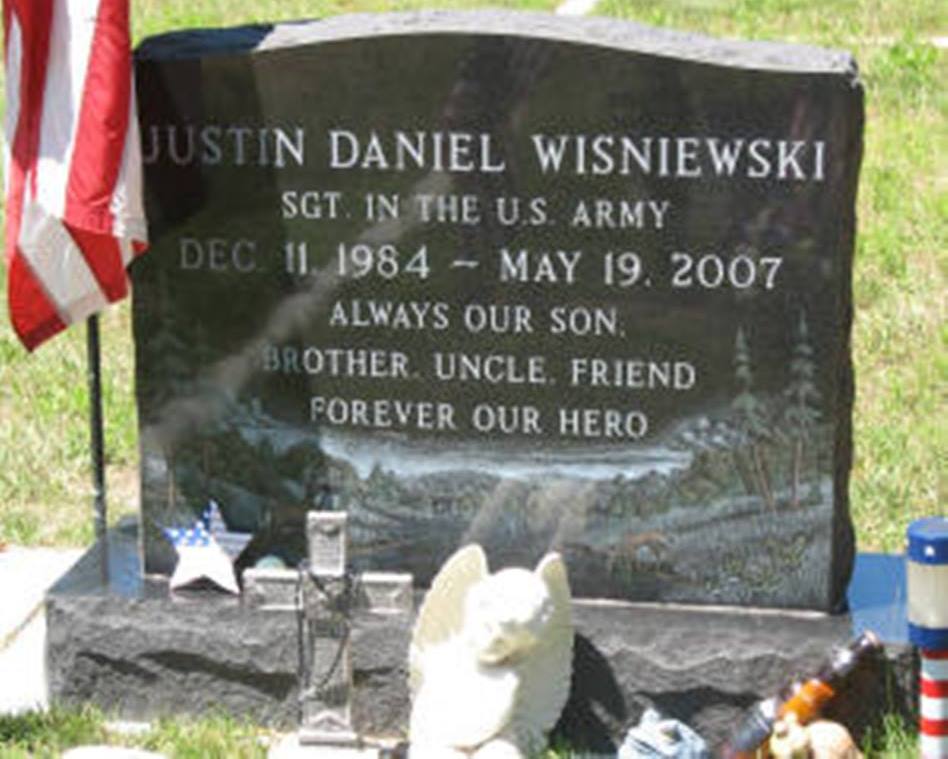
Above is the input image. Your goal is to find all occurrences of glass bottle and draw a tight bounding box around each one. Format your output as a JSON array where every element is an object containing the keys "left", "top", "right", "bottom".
[
  {"left": 719, "top": 631, "right": 882, "bottom": 758},
  {"left": 778, "top": 631, "right": 881, "bottom": 724}
]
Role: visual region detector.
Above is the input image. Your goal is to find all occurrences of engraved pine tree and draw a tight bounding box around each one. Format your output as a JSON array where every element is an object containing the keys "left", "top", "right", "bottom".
[
  {"left": 782, "top": 310, "right": 821, "bottom": 508},
  {"left": 732, "top": 327, "right": 775, "bottom": 511}
]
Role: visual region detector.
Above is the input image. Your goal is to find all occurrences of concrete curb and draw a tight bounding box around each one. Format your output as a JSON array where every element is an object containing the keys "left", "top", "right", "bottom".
[
  {"left": 0, "top": 547, "right": 82, "bottom": 650},
  {"left": 0, "top": 547, "right": 83, "bottom": 715}
]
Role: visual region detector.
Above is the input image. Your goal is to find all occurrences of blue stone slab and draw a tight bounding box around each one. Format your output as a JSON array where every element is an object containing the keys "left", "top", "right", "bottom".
[{"left": 847, "top": 552, "right": 908, "bottom": 645}]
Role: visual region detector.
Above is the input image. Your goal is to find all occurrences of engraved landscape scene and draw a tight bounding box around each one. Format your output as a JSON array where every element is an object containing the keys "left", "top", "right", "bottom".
[{"left": 132, "top": 28, "right": 859, "bottom": 609}]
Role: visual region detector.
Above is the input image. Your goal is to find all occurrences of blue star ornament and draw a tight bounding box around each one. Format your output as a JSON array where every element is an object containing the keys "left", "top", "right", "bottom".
[{"left": 162, "top": 519, "right": 240, "bottom": 594}]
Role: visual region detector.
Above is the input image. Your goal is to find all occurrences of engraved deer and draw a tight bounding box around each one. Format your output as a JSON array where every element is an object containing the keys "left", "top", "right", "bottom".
[{"left": 604, "top": 530, "right": 672, "bottom": 576}]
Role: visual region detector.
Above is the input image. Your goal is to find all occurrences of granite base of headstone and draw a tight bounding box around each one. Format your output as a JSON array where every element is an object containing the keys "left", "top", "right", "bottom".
[
  {"left": 46, "top": 521, "right": 915, "bottom": 751},
  {"left": 45, "top": 520, "right": 411, "bottom": 735}
]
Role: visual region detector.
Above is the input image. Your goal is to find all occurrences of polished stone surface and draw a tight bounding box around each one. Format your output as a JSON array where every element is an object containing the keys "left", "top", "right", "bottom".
[{"left": 131, "top": 11, "right": 863, "bottom": 610}]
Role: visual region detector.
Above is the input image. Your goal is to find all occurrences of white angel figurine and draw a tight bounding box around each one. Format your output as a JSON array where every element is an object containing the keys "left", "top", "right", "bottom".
[{"left": 409, "top": 545, "right": 574, "bottom": 759}]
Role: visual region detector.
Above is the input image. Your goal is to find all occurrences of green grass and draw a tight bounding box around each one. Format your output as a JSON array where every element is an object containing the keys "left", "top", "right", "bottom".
[
  {"left": 0, "top": 293, "right": 135, "bottom": 546},
  {"left": 0, "top": 707, "right": 106, "bottom": 758},
  {"left": 0, "top": 705, "right": 919, "bottom": 757},
  {"left": 130, "top": 0, "right": 557, "bottom": 40},
  {"left": 0, "top": 707, "right": 267, "bottom": 758},
  {"left": 861, "top": 712, "right": 921, "bottom": 758}
]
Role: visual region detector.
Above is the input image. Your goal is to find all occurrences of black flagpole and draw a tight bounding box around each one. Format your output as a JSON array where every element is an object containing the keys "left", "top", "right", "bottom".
[{"left": 86, "top": 314, "right": 108, "bottom": 559}]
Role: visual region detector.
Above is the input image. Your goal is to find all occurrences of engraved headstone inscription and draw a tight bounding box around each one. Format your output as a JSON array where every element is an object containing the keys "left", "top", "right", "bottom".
[{"left": 132, "top": 11, "right": 863, "bottom": 610}]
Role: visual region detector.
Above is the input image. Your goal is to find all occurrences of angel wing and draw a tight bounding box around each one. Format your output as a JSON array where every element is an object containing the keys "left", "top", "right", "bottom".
[
  {"left": 508, "top": 552, "right": 574, "bottom": 750},
  {"left": 409, "top": 544, "right": 488, "bottom": 697}
]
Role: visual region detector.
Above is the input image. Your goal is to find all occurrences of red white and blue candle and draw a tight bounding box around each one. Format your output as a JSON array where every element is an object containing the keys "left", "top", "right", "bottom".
[{"left": 907, "top": 517, "right": 948, "bottom": 758}]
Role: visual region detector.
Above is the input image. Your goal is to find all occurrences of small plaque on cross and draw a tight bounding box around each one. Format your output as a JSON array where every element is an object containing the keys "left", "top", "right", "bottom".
[{"left": 308, "top": 511, "right": 347, "bottom": 578}]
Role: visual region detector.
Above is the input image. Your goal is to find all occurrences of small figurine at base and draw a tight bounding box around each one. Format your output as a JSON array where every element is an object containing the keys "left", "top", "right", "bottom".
[{"left": 408, "top": 545, "right": 574, "bottom": 759}]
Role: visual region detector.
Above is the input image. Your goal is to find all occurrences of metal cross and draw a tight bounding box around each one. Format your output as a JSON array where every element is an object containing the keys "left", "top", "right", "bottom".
[{"left": 243, "top": 511, "right": 413, "bottom": 748}]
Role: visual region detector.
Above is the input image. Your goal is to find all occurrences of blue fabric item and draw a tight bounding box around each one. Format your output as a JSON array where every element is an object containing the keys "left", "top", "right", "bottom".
[
  {"left": 618, "top": 708, "right": 710, "bottom": 759},
  {"left": 909, "top": 622, "right": 948, "bottom": 650},
  {"left": 907, "top": 517, "right": 948, "bottom": 564}
]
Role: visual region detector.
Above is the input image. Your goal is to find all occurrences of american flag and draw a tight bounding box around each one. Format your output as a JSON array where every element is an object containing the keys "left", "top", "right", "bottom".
[{"left": 3, "top": 0, "right": 147, "bottom": 350}]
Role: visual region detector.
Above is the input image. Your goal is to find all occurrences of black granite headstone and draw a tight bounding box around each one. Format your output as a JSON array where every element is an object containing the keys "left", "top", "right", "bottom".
[{"left": 131, "top": 11, "right": 863, "bottom": 610}]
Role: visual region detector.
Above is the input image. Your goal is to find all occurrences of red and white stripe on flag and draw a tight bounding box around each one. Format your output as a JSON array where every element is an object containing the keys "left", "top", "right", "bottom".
[
  {"left": 921, "top": 650, "right": 948, "bottom": 758},
  {"left": 3, "top": 0, "right": 147, "bottom": 350}
]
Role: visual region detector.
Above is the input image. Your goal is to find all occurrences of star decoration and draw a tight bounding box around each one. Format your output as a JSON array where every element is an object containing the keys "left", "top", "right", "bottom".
[{"left": 162, "top": 519, "right": 240, "bottom": 594}]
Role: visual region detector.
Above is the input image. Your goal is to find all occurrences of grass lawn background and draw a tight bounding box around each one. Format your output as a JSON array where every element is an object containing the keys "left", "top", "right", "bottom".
[{"left": 0, "top": 0, "right": 944, "bottom": 755}]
